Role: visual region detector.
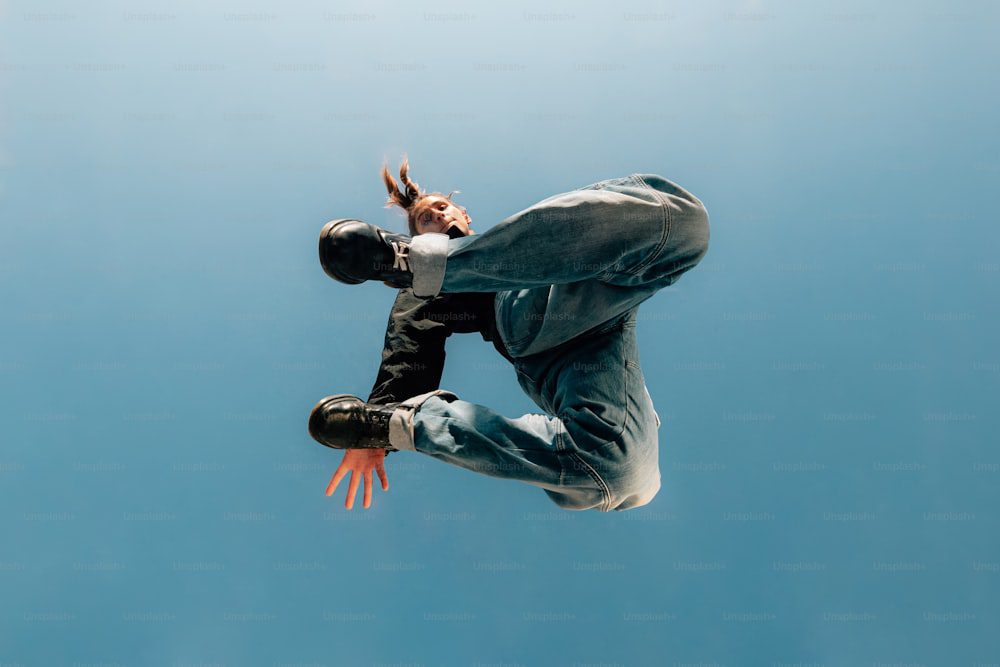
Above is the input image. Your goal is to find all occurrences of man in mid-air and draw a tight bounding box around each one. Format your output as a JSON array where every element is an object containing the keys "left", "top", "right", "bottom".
[{"left": 309, "top": 158, "right": 710, "bottom": 512}]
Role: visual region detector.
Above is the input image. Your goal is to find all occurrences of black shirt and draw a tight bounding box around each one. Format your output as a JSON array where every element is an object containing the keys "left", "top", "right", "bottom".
[{"left": 366, "top": 288, "right": 514, "bottom": 407}]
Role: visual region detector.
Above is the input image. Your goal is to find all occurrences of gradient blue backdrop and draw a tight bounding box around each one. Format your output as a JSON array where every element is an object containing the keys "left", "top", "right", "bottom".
[{"left": 2, "top": 1, "right": 998, "bottom": 665}]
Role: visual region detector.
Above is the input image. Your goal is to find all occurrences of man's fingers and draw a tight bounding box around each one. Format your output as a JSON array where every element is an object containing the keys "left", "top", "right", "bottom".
[
  {"left": 325, "top": 454, "right": 388, "bottom": 508},
  {"left": 363, "top": 469, "right": 373, "bottom": 509},
  {"left": 345, "top": 470, "right": 361, "bottom": 509},
  {"left": 325, "top": 463, "right": 349, "bottom": 497}
]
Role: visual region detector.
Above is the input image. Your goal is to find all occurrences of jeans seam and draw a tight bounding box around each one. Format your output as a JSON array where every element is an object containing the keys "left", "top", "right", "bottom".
[
  {"left": 625, "top": 174, "right": 672, "bottom": 278},
  {"left": 579, "top": 337, "right": 646, "bottom": 508},
  {"left": 569, "top": 451, "right": 612, "bottom": 511},
  {"left": 554, "top": 416, "right": 567, "bottom": 453},
  {"left": 557, "top": 413, "right": 611, "bottom": 510},
  {"left": 581, "top": 325, "right": 631, "bottom": 451},
  {"left": 575, "top": 325, "right": 632, "bottom": 511}
]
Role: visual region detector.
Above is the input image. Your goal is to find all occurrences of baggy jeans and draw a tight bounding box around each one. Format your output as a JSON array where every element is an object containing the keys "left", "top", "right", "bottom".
[{"left": 386, "top": 174, "right": 710, "bottom": 511}]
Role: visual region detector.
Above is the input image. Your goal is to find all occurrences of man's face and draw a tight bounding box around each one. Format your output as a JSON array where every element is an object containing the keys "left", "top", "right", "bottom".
[{"left": 410, "top": 195, "right": 473, "bottom": 236}]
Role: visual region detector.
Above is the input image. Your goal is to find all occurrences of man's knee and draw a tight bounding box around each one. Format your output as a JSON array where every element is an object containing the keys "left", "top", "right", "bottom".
[
  {"left": 609, "top": 473, "right": 662, "bottom": 511},
  {"left": 541, "top": 457, "right": 661, "bottom": 513},
  {"left": 609, "top": 201, "right": 709, "bottom": 289},
  {"left": 684, "top": 201, "right": 710, "bottom": 260},
  {"left": 542, "top": 477, "right": 660, "bottom": 512},
  {"left": 598, "top": 434, "right": 663, "bottom": 511},
  {"left": 649, "top": 201, "right": 710, "bottom": 284},
  {"left": 542, "top": 485, "right": 607, "bottom": 511}
]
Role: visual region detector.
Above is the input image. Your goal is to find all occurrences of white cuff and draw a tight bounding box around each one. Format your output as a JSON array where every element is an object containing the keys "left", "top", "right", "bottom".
[
  {"left": 387, "top": 389, "right": 459, "bottom": 451},
  {"left": 408, "top": 233, "right": 449, "bottom": 297}
]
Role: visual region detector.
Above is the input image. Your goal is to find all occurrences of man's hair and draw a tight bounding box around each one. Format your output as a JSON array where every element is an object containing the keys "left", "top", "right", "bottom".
[{"left": 381, "top": 155, "right": 459, "bottom": 236}]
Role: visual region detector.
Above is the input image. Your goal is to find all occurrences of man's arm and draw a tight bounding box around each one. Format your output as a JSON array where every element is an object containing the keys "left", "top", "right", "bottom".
[
  {"left": 367, "top": 288, "right": 449, "bottom": 406},
  {"left": 324, "top": 288, "right": 492, "bottom": 507},
  {"left": 324, "top": 288, "right": 448, "bottom": 507}
]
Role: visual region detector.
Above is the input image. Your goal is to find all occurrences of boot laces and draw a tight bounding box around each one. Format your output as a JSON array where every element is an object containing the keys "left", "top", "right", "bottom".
[{"left": 390, "top": 240, "right": 410, "bottom": 272}]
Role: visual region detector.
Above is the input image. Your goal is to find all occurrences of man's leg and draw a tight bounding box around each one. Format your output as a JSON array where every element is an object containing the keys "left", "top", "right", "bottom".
[
  {"left": 388, "top": 314, "right": 664, "bottom": 512},
  {"left": 409, "top": 174, "right": 710, "bottom": 357},
  {"left": 387, "top": 390, "right": 611, "bottom": 511},
  {"left": 408, "top": 174, "right": 709, "bottom": 297},
  {"left": 521, "top": 309, "right": 663, "bottom": 512}
]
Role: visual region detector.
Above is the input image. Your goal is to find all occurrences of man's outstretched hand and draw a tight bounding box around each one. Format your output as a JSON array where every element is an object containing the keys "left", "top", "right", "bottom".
[{"left": 326, "top": 449, "right": 389, "bottom": 509}]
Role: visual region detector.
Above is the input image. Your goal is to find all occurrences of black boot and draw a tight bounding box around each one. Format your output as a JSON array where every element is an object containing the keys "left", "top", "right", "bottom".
[
  {"left": 318, "top": 219, "right": 414, "bottom": 288},
  {"left": 308, "top": 394, "right": 401, "bottom": 450}
]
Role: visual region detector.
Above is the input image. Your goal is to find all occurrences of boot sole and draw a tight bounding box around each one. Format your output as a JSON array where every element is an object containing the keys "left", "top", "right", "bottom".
[
  {"left": 319, "top": 219, "right": 365, "bottom": 285},
  {"left": 308, "top": 394, "right": 394, "bottom": 450}
]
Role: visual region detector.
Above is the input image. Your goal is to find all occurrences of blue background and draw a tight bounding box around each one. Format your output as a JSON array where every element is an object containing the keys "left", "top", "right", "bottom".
[{"left": 2, "top": 1, "right": 998, "bottom": 665}]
